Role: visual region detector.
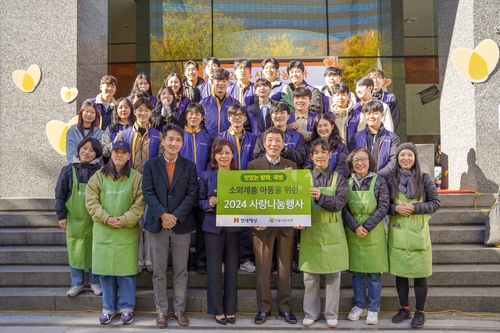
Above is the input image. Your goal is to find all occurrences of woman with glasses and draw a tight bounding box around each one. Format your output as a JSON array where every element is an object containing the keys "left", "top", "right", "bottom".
[
  {"left": 387, "top": 143, "right": 440, "bottom": 328},
  {"left": 342, "top": 147, "right": 390, "bottom": 326}
]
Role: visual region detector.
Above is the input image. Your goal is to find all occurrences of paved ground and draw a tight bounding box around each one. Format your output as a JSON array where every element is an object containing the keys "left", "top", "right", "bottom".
[{"left": 0, "top": 311, "right": 499, "bottom": 332}]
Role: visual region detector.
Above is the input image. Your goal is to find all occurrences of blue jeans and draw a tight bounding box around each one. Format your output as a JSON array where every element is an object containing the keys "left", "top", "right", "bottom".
[
  {"left": 100, "top": 275, "right": 136, "bottom": 314},
  {"left": 352, "top": 272, "right": 381, "bottom": 312},
  {"left": 70, "top": 266, "right": 100, "bottom": 285}
]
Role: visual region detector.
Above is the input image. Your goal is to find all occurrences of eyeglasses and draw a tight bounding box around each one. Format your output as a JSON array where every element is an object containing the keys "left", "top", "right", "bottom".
[
  {"left": 369, "top": 76, "right": 383, "bottom": 81},
  {"left": 353, "top": 157, "right": 368, "bottom": 164},
  {"left": 363, "top": 110, "right": 381, "bottom": 116},
  {"left": 230, "top": 113, "right": 245, "bottom": 119}
]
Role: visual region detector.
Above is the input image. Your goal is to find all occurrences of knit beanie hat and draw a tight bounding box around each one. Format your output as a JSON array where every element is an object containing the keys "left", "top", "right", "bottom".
[{"left": 397, "top": 142, "right": 418, "bottom": 157}]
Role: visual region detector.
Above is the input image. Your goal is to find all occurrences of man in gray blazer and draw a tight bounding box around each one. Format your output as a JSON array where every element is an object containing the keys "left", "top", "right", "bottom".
[
  {"left": 142, "top": 124, "right": 198, "bottom": 328},
  {"left": 246, "top": 127, "right": 299, "bottom": 325}
]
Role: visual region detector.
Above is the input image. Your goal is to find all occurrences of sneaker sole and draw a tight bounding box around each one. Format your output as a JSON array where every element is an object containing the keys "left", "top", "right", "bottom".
[
  {"left": 348, "top": 312, "right": 367, "bottom": 321},
  {"left": 100, "top": 314, "right": 117, "bottom": 325},
  {"left": 121, "top": 318, "right": 134, "bottom": 325},
  {"left": 327, "top": 322, "right": 338, "bottom": 328},
  {"left": 392, "top": 315, "right": 411, "bottom": 324},
  {"left": 302, "top": 321, "right": 315, "bottom": 327},
  {"left": 66, "top": 288, "right": 85, "bottom": 297},
  {"left": 366, "top": 320, "right": 378, "bottom": 325},
  {"left": 411, "top": 321, "right": 425, "bottom": 329}
]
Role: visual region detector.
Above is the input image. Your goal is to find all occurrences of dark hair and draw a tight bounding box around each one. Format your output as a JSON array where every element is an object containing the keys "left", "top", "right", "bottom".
[
  {"left": 203, "top": 57, "right": 220, "bottom": 67},
  {"left": 162, "top": 123, "right": 184, "bottom": 141},
  {"left": 364, "top": 100, "right": 384, "bottom": 113},
  {"left": 310, "top": 114, "right": 343, "bottom": 149},
  {"left": 152, "top": 86, "right": 178, "bottom": 129},
  {"left": 262, "top": 57, "right": 279, "bottom": 69},
  {"left": 367, "top": 68, "right": 385, "bottom": 78},
  {"left": 355, "top": 76, "right": 374, "bottom": 88},
  {"left": 208, "top": 139, "right": 237, "bottom": 170},
  {"left": 234, "top": 58, "right": 252, "bottom": 70},
  {"left": 293, "top": 86, "right": 312, "bottom": 99},
  {"left": 309, "top": 138, "right": 332, "bottom": 153},
  {"left": 324, "top": 66, "right": 342, "bottom": 77},
  {"left": 391, "top": 149, "right": 425, "bottom": 201},
  {"left": 165, "top": 73, "right": 184, "bottom": 98},
  {"left": 286, "top": 60, "right": 305, "bottom": 73},
  {"left": 77, "top": 137, "right": 103, "bottom": 160},
  {"left": 133, "top": 97, "right": 154, "bottom": 111},
  {"left": 130, "top": 73, "right": 152, "bottom": 96},
  {"left": 184, "top": 60, "right": 199, "bottom": 70},
  {"left": 110, "top": 98, "right": 136, "bottom": 132},
  {"left": 254, "top": 78, "right": 272, "bottom": 89},
  {"left": 263, "top": 126, "right": 285, "bottom": 142},
  {"left": 185, "top": 102, "right": 205, "bottom": 118},
  {"left": 227, "top": 103, "right": 247, "bottom": 117},
  {"left": 346, "top": 148, "right": 376, "bottom": 174},
  {"left": 332, "top": 82, "right": 350, "bottom": 94},
  {"left": 270, "top": 101, "right": 291, "bottom": 115},
  {"left": 100, "top": 75, "right": 117, "bottom": 86},
  {"left": 77, "top": 102, "right": 101, "bottom": 137},
  {"left": 101, "top": 154, "right": 131, "bottom": 177},
  {"left": 214, "top": 68, "right": 230, "bottom": 80},
  {"left": 130, "top": 89, "right": 150, "bottom": 103}
]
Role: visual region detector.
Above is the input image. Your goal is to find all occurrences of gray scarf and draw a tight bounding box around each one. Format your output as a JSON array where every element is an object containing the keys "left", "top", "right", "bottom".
[{"left": 398, "top": 169, "right": 417, "bottom": 199}]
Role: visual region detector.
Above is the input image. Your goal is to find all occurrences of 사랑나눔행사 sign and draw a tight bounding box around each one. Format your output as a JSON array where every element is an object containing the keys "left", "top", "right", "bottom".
[{"left": 216, "top": 170, "right": 311, "bottom": 227}]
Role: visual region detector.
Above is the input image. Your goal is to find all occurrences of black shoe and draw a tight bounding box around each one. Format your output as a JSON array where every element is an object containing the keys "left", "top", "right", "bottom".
[
  {"left": 292, "top": 260, "right": 301, "bottom": 274},
  {"left": 279, "top": 311, "right": 297, "bottom": 324},
  {"left": 226, "top": 315, "right": 236, "bottom": 324},
  {"left": 215, "top": 316, "right": 227, "bottom": 325},
  {"left": 411, "top": 310, "right": 426, "bottom": 328},
  {"left": 392, "top": 307, "right": 411, "bottom": 323},
  {"left": 254, "top": 311, "right": 271, "bottom": 325},
  {"left": 196, "top": 266, "right": 207, "bottom": 274}
]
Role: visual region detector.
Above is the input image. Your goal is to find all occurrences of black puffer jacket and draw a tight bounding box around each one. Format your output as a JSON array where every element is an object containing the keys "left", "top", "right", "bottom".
[
  {"left": 342, "top": 173, "right": 390, "bottom": 232},
  {"left": 387, "top": 173, "right": 440, "bottom": 215}
]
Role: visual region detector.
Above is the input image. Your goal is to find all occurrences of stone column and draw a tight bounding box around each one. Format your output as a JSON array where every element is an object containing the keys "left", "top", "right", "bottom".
[
  {"left": 438, "top": 0, "right": 500, "bottom": 192},
  {"left": 0, "top": 0, "right": 108, "bottom": 197}
]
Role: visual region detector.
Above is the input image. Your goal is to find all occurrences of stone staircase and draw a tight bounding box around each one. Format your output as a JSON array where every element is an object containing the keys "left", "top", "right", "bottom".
[{"left": 0, "top": 194, "right": 499, "bottom": 313}]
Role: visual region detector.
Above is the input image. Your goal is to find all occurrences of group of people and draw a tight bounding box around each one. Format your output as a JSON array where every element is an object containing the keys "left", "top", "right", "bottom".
[{"left": 55, "top": 57, "right": 440, "bottom": 329}]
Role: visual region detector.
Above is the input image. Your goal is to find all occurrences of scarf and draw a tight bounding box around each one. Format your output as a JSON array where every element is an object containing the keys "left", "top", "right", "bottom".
[
  {"left": 398, "top": 169, "right": 417, "bottom": 199},
  {"left": 351, "top": 171, "right": 377, "bottom": 189}
]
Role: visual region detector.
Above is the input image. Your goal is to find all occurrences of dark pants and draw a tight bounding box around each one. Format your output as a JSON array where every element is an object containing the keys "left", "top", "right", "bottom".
[
  {"left": 194, "top": 206, "right": 206, "bottom": 269},
  {"left": 205, "top": 229, "right": 241, "bottom": 316},
  {"left": 396, "top": 276, "right": 428, "bottom": 311},
  {"left": 239, "top": 228, "right": 254, "bottom": 264}
]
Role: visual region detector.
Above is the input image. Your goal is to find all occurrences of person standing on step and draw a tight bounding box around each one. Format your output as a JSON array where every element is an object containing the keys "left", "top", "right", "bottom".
[
  {"left": 198, "top": 57, "right": 220, "bottom": 99},
  {"left": 388, "top": 143, "right": 440, "bottom": 329},
  {"left": 86, "top": 140, "right": 145, "bottom": 325},
  {"left": 55, "top": 137, "right": 103, "bottom": 297},
  {"left": 299, "top": 139, "right": 349, "bottom": 329},
  {"left": 198, "top": 139, "right": 242, "bottom": 325},
  {"left": 142, "top": 124, "right": 199, "bottom": 328},
  {"left": 83, "top": 75, "right": 117, "bottom": 130},
  {"left": 342, "top": 147, "right": 390, "bottom": 326}
]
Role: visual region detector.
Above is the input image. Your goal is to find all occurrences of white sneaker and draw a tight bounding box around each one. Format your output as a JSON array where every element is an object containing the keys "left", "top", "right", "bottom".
[
  {"left": 239, "top": 260, "right": 256, "bottom": 273},
  {"left": 347, "top": 306, "right": 367, "bottom": 321},
  {"left": 327, "top": 319, "right": 338, "bottom": 328},
  {"left": 90, "top": 283, "right": 102, "bottom": 296},
  {"left": 366, "top": 311, "right": 378, "bottom": 325},
  {"left": 302, "top": 318, "right": 315, "bottom": 327},
  {"left": 66, "top": 285, "right": 84, "bottom": 297}
]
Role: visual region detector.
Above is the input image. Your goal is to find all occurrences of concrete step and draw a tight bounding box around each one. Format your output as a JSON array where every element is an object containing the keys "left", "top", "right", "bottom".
[
  {"left": 0, "top": 246, "right": 68, "bottom": 265},
  {"left": 432, "top": 244, "right": 500, "bottom": 264},
  {"left": 429, "top": 207, "right": 487, "bottom": 225},
  {"left": 0, "top": 286, "right": 499, "bottom": 313},
  {"left": 438, "top": 193, "right": 496, "bottom": 208},
  {"left": 2, "top": 264, "right": 500, "bottom": 289},
  {"left": 0, "top": 198, "right": 56, "bottom": 211},
  {"left": 0, "top": 211, "right": 58, "bottom": 228},
  {"left": 0, "top": 228, "right": 66, "bottom": 245},
  {"left": 430, "top": 225, "right": 484, "bottom": 243}
]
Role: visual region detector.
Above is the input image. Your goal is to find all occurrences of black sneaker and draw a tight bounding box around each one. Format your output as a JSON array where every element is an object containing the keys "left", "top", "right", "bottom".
[
  {"left": 392, "top": 307, "right": 411, "bottom": 323},
  {"left": 411, "top": 310, "right": 426, "bottom": 328}
]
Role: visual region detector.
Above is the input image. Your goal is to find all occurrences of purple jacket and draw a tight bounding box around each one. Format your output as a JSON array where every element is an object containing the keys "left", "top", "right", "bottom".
[
  {"left": 180, "top": 127, "right": 213, "bottom": 177},
  {"left": 227, "top": 82, "right": 256, "bottom": 106},
  {"left": 217, "top": 130, "right": 257, "bottom": 170},
  {"left": 201, "top": 94, "right": 239, "bottom": 138},
  {"left": 287, "top": 111, "right": 319, "bottom": 132}
]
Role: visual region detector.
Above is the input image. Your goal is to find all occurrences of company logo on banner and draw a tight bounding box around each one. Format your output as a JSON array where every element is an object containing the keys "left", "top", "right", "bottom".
[{"left": 216, "top": 170, "right": 311, "bottom": 227}]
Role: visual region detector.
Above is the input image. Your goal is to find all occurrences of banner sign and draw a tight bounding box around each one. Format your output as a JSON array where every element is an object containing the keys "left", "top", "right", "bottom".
[{"left": 216, "top": 170, "right": 311, "bottom": 227}]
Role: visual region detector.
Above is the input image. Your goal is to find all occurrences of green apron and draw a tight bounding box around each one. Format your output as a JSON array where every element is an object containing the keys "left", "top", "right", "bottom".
[
  {"left": 388, "top": 192, "right": 432, "bottom": 278},
  {"left": 65, "top": 167, "right": 93, "bottom": 269},
  {"left": 345, "top": 176, "right": 388, "bottom": 273},
  {"left": 299, "top": 172, "right": 349, "bottom": 274},
  {"left": 92, "top": 170, "right": 139, "bottom": 276}
]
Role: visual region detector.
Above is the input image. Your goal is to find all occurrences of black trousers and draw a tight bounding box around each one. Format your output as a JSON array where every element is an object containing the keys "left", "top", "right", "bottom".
[{"left": 395, "top": 276, "right": 428, "bottom": 311}]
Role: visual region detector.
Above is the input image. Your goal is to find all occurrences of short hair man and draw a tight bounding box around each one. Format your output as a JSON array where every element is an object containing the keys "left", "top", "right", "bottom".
[
  {"left": 247, "top": 127, "right": 299, "bottom": 326},
  {"left": 348, "top": 100, "right": 400, "bottom": 180},
  {"left": 281, "top": 60, "right": 324, "bottom": 114},
  {"left": 198, "top": 57, "right": 220, "bottom": 99},
  {"left": 367, "top": 68, "right": 401, "bottom": 131},
  {"left": 182, "top": 60, "right": 203, "bottom": 102},
  {"left": 321, "top": 66, "right": 357, "bottom": 113},
  {"left": 261, "top": 57, "right": 293, "bottom": 110},
  {"left": 330, "top": 82, "right": 356, "bottom": 142},
  {"left": 200, "top": 68, "right": 239, "bottom": 138},
  {"left": 142, "top": 124, "right": 199, "bottom": 328},
  {"left": 84, "top": 75, "right": 118, "bottom": 130},
  {"left": 287, "top": 87, "right": 319, "bottom": 142},
  {"left": 253, "top": 102, "right": 307, "bottom": 171},
  {"left": 247, "top": 78, "right": 276, "bottom": 134},
  {"left": 227, "top": 58, "right": 256, "bottom": 106}
]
